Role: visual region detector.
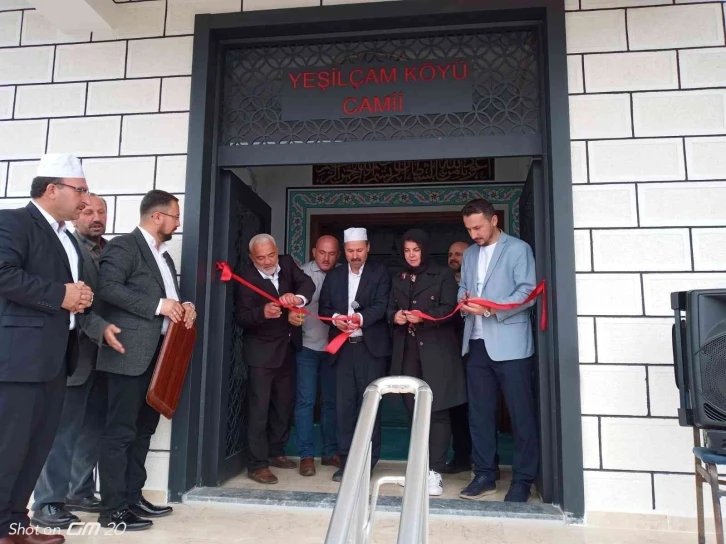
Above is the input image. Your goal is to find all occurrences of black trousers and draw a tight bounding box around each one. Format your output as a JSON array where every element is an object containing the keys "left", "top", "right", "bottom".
[
  {"left": 33, "top": 370, "right": 106, "bottom": 509},
  {"left": 98, "top": 346, "right": 161, "bottom": 515},
  {"left": 400, "top": 334, "right": 451, "bottom": 472},
  {"left": 0, "top": 363, "right": 67, "bottom": 538},
  {"left": 335, "top": 340, "right": 387, "bottom": 468},
  {"left": 467, "top": 340, "right": 538, "bottom": 485},
  {"left": 247, "top": 345, "right": 296, "bottom": 472}
]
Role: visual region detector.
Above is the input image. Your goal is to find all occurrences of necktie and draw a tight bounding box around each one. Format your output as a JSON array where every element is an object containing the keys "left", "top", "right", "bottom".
[{"left": 162, "top": 251, "right": 180, "bottom": 298}]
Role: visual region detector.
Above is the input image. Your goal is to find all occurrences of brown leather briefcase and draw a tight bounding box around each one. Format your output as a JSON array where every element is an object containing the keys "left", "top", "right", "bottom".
[{"left": 146, "top": 320, "right": 197, "bottom": 419}]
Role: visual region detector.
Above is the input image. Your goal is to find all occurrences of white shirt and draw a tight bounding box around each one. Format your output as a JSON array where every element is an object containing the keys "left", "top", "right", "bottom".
[
  {"left": 139, "top": 227, "right": 179, "bottom": 335},
  {"left": 32, "top": 200, "right": 79, "bottom": 330},
  {"left": 256, "top": 264, "right": 308, "bottom": 306},
  {"left": 471, "top": 242, "right": 497, "bottom": 341},
  {"left": 333, "top": 263, "right": 365, "bottom": 338}
]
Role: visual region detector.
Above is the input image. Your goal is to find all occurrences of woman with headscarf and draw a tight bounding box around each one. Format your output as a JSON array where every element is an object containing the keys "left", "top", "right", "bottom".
[{"left": 387, "top": 229, "right": 467, "bottom": 496}]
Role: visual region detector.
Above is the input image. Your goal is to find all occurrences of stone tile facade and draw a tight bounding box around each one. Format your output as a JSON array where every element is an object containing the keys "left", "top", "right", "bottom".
[{"left": 0, "top": 0, "right": 724, "bottom": 521}]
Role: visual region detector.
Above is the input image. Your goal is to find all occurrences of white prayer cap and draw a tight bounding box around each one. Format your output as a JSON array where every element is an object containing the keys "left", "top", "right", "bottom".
[
  {"left": 344, "top": 227, "right": 368, "bottom": 243},
  {"left": 36, "top": 153, "right": 85, "bottom": 179}
]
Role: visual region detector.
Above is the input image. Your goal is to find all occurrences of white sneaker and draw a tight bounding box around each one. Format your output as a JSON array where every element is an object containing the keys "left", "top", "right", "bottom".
[{"left": 428, "top": 470, "right": 443, "bottom": 496}]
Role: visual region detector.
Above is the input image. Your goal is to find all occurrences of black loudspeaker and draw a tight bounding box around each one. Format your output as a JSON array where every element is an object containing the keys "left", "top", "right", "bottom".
[{"left": 672, "top": 290, "right": 726, "bottom": 429}]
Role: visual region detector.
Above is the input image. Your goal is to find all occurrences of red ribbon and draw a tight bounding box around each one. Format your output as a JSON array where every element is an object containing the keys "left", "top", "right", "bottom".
[
  {"left": 216, "top": 262, "right": 547, "bottom": 355},
  {"left": 216, "top": 262, "right": 358, "bottom": 354}
]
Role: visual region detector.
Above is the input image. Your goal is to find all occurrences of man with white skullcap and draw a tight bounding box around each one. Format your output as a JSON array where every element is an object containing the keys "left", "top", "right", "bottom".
[
  {"left": 319, "top": 228, "right": 392, "bottom": 482},
  {"left": 0, "top": 153, "right": 96, "bottom": 544}
]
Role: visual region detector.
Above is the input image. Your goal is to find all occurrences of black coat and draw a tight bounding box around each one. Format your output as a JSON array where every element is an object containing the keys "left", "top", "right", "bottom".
[
  {"left": 387, "top": 261, "right": 466, "bottom": 412},
  {"left": 0, "top": 203, "right": 82, "bottom": 382},
  {"left": 234, "top": 254, "right": 315, "bottom": 369},
  {"left": 319, "top": 260, "right": 392, "bottom": 361}
]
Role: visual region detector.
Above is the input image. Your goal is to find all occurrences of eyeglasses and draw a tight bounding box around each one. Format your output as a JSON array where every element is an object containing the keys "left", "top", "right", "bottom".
[
  {"left": 55, "top": 182, "right": 90, "bottom": 196},
  {"left": 156, "top": 211, "right": 181, "bottom": 220}
]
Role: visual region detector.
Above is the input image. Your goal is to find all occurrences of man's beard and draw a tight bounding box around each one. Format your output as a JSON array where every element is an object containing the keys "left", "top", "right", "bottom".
[{"left": 160, "top": 230, "right": 173, "bottom": 242}]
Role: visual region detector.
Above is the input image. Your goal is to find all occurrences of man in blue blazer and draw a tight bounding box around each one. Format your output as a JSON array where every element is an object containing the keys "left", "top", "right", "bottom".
[{"left": 457, "top": 198, "right": 538, "bottom": 503}]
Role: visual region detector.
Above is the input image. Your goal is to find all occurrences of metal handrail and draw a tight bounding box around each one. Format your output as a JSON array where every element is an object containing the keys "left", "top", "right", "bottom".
[{"left": 325, "top": 376, "right": 433, "bottom": 544}]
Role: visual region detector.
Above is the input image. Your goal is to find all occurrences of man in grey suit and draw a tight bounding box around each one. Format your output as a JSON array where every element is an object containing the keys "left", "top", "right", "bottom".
[
  {"left": 32, "top": 195, "right": 124, "bottom": 529},
  {"left": 96, "top": 190, "right": 196, "bottom": 531},
  {"left": 457, "top": 198, "right": 538, "bottom": 503}
]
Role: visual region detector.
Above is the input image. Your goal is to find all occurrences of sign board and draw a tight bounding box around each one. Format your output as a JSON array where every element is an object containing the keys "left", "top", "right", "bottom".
[{"left": 280, "top": 59, "right": 472, "bottom": 121}]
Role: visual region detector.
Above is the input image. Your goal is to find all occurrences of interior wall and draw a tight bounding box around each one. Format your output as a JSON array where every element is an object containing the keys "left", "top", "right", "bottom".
[{"left": 234, "top": 158, "right": 531, "bottom": 248}]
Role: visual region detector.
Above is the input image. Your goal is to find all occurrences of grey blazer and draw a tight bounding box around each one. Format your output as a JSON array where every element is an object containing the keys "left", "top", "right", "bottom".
[
  {"left": 96, "top": 228, "right": 179, "bottom": 377},
  {"left": 457, "top": 231, "right": 536, "bottom": 361},
  {"left": 67, "top": 231, "right": 110, "bottom": 387}
]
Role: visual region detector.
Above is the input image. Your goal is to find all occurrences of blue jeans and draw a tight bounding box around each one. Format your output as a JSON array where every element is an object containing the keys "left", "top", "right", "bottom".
[{"left": 294, "top": 347, "right": 337, "bottom": 459}]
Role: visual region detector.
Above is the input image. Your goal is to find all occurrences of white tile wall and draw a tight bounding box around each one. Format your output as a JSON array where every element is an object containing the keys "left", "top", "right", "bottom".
[
  {"left": 596, "top": 318, "right": 674, "bottom": 365},
  {"left": 692, "top": 228, "right": 726, "bottom": 271},
  {"left": 82, "top": 157, "right": 156, "bottom": 194},
  {"left": 578, "top": 317, "right": 596, "bottom": 363},
  {"left": 581, "top": 365, "right": 648, "bottom": 416},
  {"left": 654, "top": 474, "right": 714, "bottom": 518},
  {"left": 6, "top": 160, "right": 38, "bottom": 197},
  {"left": 0, "top": 162, "right": 7, "bottom": 196},
  {"left": 21, "top": 10, "right": 90, "bottom": 46},
  {"left": 569, "top": 94, "right": 632, "bottom": 139},
  {"left": 584, "top": 52, "right": 678, "bottom": 93},
  {"left": 54, "top": 42, "right": 126, "bottom": 82},
  {"left": 633, "top": 90, "right": 726, "bottom": 137},
  {"left": 0, "top": 10, "right": 21, "bottom": 46},
  {"left": 161, "top": 77, "right": 192, "bottom": 112},
  {"left": 576, "top": 273, "right": 643, "bottom": 315},
  {"left": 568, "top": 55, "right": 584, "bottom": 94},
  {"left": 588, "top": 139, "right": 684, "bottom": 183},
  {"left": 0, "top": 46, "right": 54, "bottom": 85},
  {"left": 0, "top": 87, "right": 14, "bottom": 120},
  {"left": 600, "top": 417, "right": 693, "bottom": 472},
  {"left": 126, "top": 37, "right": 194, "bottom": 78},
  {"left": 87, "top": 79, "right": 161, "bottom": 115},
  {"left": 14, "top": 83, "right": 86, "bottom": 119},
  {"left": 648, "top": 366, "right": 680, "bottom": 418},
  {"left": 627, "top": 4, "right": 725, "bottom": 50},
  {"left": 685, "top": 137, "right": 726, "bottom": 181},
  {"left": 571, "top": 141, "right": 588, "bottom": 184},
  {"left": 90, "top": 0, "right": 166, "bottom": 42},
  {"left": 643, "top": 273, "right": 726, "bottom": 316},
  {"left": 581, "top": 417, "right": 600, "bottom": 469},
  {"left": 121, "top": 113, "right": 189, "bottom": 155},
  {"left": 572, "top": 185, "right": 638, "bottom": 228},
  {"left": 0, "top": 120, "right": 47, "bottom": 160},
  {"left": 581, "top": 0, "right": 669, "bottom": 7},
  {"left": 574, "top": 230, "right": 592, "bottom": 272},
  {"left": 584, "top": 471, "right": 654, "bottom": 513},
  {"left": 639, "top": 182, "right": 726, "bottom": 227},
  {"left": 679, "top": 48, "right": 726, "bottom": 89},
  {"left": 565, "top": 11, "right": 628, "bottom": 54},
  {"left": 591, "top": 229, "right": 691, "bottom": 272},
  {"left": 47, "top": 116, "right": 121, "bottom": 157},
  {"left": 156, "top": 156, "right": 187, "bottom": 193}
]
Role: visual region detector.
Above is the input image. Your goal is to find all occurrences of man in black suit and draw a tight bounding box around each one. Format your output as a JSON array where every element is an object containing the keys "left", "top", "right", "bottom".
[
  {"left": 96, "top": 190, "right": 196, "bottom": 531},
  {"left": 32, "top": 194, "right": 124, "bottom": 529},
  {"left": 234, "top": 234, "right": 315, "bottom": 485},
  {"left": 0, "top": 153, "right": 95, "bottom": 544},
  {"left": 319, "top": 227, "right": 392, "bottom": 482}
]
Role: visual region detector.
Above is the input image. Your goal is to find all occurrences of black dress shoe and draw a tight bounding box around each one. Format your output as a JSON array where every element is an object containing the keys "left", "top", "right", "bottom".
[
  {"left": 332, "top": 468, "right": 344, "bottom": 482},
  {"left": 65, "top": 495, "right": 101, "bottom": 513},
  {"left": 441, "top": 460, "right": 471, "bottom": 474},
  {"left": 31, "top": 503, "right": 80, "bottom": 529},
  {"left": 130, "top": 498, "right": 173, "bottom": 518},
  {"left": 98, "top": 509, "right": 152, "bottom": 531}
]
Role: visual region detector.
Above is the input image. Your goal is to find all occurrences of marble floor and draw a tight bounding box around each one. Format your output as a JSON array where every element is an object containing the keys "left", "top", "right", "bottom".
[
  {"left": 44, "top": 503, "right": 706, "bottom": 543},
  {"left": 221, "top": 459, "right": 540, "bottom": 503}
]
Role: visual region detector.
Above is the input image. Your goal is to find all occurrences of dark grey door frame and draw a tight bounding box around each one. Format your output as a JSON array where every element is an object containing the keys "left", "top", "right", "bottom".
[{"left": 174, "top": 0, "right": 584, "bottom": 520}]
